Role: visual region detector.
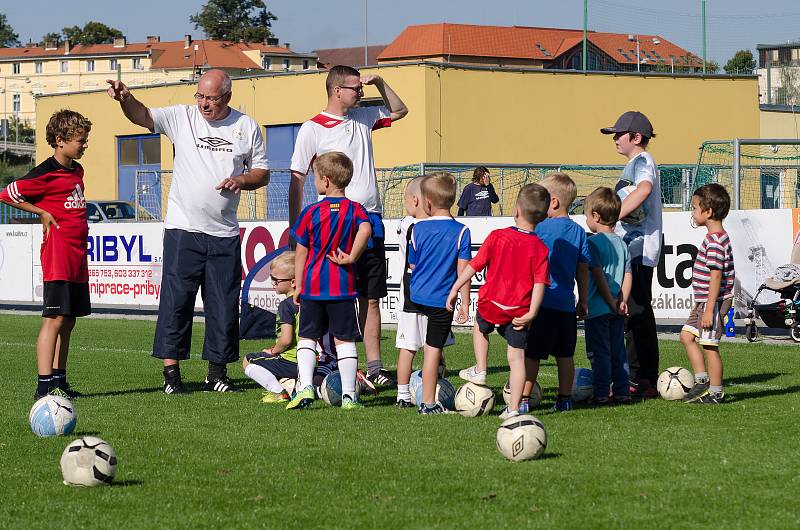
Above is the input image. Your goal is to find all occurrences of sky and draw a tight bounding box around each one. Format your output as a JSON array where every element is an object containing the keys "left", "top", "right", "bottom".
[{"left": 4, "top": 0, "right": 800, "bottom": 63}]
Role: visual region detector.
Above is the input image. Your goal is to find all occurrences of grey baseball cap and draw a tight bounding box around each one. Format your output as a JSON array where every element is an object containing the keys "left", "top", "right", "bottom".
[{"left": 600, "top": 111, "right": 654, "bottom": 138}]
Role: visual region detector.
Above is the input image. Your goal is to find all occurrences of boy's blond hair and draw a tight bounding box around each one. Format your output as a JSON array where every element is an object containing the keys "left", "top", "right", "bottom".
[
  {"left": 421, "top": 172, "right": 456, "bottom": 209},
  {"left": 585, "top": 187, "right": 621, "bottom": 226},
  {"left": 271, "top": 251, "right": 296, "bottom": 277},
  {"left": 516, "top": 183, "right": 550, "bottom": 224},
  {"left": 45, "top": 109, "right": 92, "bottom": 148},
  {"left": 540, "top": 172, "right": 577, "bottom": 209},
  {"left": 314, "top": 152, "right": 354, "bottom": 189},
  {"left": 404, "top": 176, "right": 424, "bottom": 199}
]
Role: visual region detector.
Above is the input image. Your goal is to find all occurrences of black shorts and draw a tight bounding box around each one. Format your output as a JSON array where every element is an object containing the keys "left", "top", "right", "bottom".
[
  {"left": 525, "top": 307, "right": 577, "bottom": 359},
  {"left": 416, "top": 304, "right": 453, "bottom": 350},
  {"left": 298, "top": 298, "right": 361, "bottom": 341},
  {"left": 476, "top": 310, "right": 528, "bottom": 350},
  {"left": 42, "top": 281, "right": 91, "bottom": 317},
  {"left": 356, "top": 237, "right": 387, "bottom": 299},
  {"left": 245, "top": 353, "right": 298, "bottom": 379}
]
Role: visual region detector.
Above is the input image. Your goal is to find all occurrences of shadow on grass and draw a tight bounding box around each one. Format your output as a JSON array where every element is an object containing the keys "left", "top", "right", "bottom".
[
  {"left": 537, "top": 452, "right": 562, "bottom": 461},
  {"left": 112, "top": 479, "right": 144, "bottom": 487},
  {"left": 729, "top": 384, "right": 800, "bottom": 401},
  {"left": 727, "top": 372, "right": 786, "bottom": 385},
  {"left": 72, "top": 431, "right": 101, "bottom": 436}
]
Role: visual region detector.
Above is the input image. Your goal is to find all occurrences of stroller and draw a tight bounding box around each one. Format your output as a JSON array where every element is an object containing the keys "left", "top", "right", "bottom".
[{"left": 743, "top": 264, "right": 800, "bottom": 343}]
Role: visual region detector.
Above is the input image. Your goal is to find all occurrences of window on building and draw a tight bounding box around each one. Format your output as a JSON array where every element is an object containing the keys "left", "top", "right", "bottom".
[
  {"left": 262, "top": 56, "right": 271, "bottom": 70},
  {"left": 35, "top": 61, "right": 43, "bottom": 74},
  {"left": 86, "top": 60, "right": 95, "bottom": 72},
  {"left": 133, "top": 57, "right": 142, "bottom": 70},
  {"left": 618, "top": 48, "right": 632, "bottom": 61},
  {"left": 302, "top": 59, "right": 309, "bottom": 70},
  {"left": 60, "top": 60, "right": 69, "bottom": 72},
  {"left": 110, "top": 58, "right": 118, "bottom": 71},
  {"left": 12, "top": 62, "right": 20, "bottom": 74},
  {"left": 12, "top": 94, "right": 20, "bottom": 112},
  {"left": 792, "top": 48, "right": 800, "bottom": 64},
  {"left": 283, "top": 59, "right": 290, "bottom": 70}
]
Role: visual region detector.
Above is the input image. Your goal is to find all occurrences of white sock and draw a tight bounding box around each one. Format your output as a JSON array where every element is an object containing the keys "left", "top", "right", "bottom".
[
  {"left": 337, "top": 342, "right": 358, "bottom": 399},
  {"left": 244, "top": 363, "right": 284, "bottom": 393},
  {"left": 695, "top": 371, "right": 709, "bottom": 384},
  {"left": 297, "top": 339, "right": 318, "bottom": 389},
  {"left": 397, "top": 383, "right": 411, "bottom": 401}
]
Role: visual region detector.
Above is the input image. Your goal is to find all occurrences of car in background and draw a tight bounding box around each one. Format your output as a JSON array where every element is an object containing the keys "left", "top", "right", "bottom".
[{"left": 86, "top": 201, "right": 157, "bottom": 223}]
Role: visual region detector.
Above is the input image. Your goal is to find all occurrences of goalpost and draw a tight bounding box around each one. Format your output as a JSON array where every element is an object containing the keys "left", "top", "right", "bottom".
[{"left": 694, "top": 139, "right": 800, "bottom": 210}]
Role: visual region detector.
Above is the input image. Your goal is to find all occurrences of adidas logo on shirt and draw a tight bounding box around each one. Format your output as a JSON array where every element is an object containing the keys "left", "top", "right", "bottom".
[{"left": 64, "top": 184, "right": 86, "bottom": 209}]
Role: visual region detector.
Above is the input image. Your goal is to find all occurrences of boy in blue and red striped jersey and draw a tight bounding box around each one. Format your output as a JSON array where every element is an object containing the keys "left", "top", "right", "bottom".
[
  {"left": 681, "top": 184, "right": 736, "bottom": 404},
  {"left": 0, "top": 110, "right": 92, "bottom": 401},
  {"left": 288, "top": 151, "right": 372, "bottom": 410}
]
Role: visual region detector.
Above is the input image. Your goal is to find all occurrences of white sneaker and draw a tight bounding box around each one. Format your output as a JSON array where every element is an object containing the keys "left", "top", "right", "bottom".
[
  {"left": 459, "top": 365, "right": 487, "bottom": 385},
  {"left": 499, "top": 407, "right": 520, "bottom": 420}
]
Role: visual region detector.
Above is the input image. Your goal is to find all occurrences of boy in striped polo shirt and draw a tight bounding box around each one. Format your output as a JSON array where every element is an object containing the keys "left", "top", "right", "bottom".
[
  {"left": 288, "top": 152, "right": 372, "bottom": 410},
  {"left": 681, "top": 184, "right": 736, "bottom": 404}
]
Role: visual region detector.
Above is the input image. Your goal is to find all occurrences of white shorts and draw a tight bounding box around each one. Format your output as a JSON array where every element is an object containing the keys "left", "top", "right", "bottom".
[{"left": 396, "top": 310, "right": 455, "bottom": 352}]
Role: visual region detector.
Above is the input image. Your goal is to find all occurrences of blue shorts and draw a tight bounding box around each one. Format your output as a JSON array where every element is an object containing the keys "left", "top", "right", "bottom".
[
  {"left": 525, "top": 307, "right": 577, "bottom": 359},
  {"left": 476, "top": 311, "right": 528, "bottom": 350},
  {"left": 298, "top": 298, "right": 361, "bottom": 341}
]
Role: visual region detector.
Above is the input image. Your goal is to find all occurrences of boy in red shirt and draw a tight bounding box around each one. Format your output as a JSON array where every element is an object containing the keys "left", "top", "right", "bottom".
[
  {"left": 0, "top": 110, "right": 92, "bottom": 400},
  {"left": 447, "top": 183, "right": 551, "bottom": 419}
]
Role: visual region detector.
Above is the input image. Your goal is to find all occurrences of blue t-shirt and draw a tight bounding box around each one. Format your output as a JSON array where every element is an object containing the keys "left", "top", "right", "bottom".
[
  {"left": 408, "top": 216, "right": 472, "bottom": 308},
  {"left": 457, "top": 182, "right": 499, "bottom": 216},
  {"left": 535, "top": 216, "right": 591, "bottom": 312},
  {"left": 587, "top": 232, "right": 631, "bottom": 318}
]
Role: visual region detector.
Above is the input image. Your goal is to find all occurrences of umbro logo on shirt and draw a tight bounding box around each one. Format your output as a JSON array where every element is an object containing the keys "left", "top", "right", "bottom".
[
  {"left": 64, "top": 184, "right": 86, "bottom": 209},
  {"left": 197, "top": 137, "right": 234, "bottom": 152}
]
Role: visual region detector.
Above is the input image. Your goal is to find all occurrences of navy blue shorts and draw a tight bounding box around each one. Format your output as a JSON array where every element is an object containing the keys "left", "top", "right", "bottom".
[
  {"left": 525, "top": 307, "right": 577, "bottom": 359},
  {"left": 245, "top": 353, "right": 298, "bottom": 379},
  {"left": 42, "top": 281, "right": 91, "bottom": 317},
  {"left": 356, "top": 237, "right": 387, "bottom": 299},
  {"left": 476, "top": 310, "right": 528, "bottom": 350},
  {"left": 152, "top": 229, "right": 241, "bottom": 364},
  {"left": 298, "top": 298, "right": 361, "bottom": 341}
]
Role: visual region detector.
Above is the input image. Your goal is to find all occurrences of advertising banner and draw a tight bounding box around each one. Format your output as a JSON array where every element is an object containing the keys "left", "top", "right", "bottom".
[{"left": 0, "top": 224, "right": 33, "bottom": 301}]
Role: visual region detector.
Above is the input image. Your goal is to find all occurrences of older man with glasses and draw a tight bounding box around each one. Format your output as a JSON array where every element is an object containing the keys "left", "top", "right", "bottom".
[{"left": 107, "top": 69, "right": 269, "bottom": 395}]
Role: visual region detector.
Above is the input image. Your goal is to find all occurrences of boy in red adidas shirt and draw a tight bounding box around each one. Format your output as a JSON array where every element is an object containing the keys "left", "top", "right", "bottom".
[
  {"left": 447, "top": 183, "right": 551, "bottom": 419},
  {"left": 0, "top": 110, "right": 92, "bottom": 401}
]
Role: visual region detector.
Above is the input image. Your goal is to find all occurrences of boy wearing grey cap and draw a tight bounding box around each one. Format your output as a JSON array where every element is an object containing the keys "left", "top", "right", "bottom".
[{"left": 600, "top": 111, "right": 662, "bottom": 398}]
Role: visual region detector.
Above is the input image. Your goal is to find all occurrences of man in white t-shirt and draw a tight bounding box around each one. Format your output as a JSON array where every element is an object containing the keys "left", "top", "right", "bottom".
[
  {"left": 289, "top": 65, "right": 408, "bottom": 388},
  {"left": 107, "top": 70, "right": 269, "bottom": 395}
]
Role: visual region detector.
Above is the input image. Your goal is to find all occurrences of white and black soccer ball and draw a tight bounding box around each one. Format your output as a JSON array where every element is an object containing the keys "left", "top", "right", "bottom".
[
  {"left": 572, "top": 367, "right": 594, "bottom": 402},
  {"left": 413, "top": 375, "right": 456, "bottom": 410},
  {"left": 60, "top": 437, "right": 117, "bottom": 487},
  {"left": 29, "top": 395, "right": 76, "bottom": 437},
  {"left": 455, "top": 382, "right": 495, "bottom": 417},
  {"left": 408, "top": 370, "right": 423, "bottom": 406},
  {"left": 496, "top": 414, "right": 547, "bottom": 462},
  {"left": 503, "top": 379, "right": 542, "bottom": 408},
  {"left": 319, "top": 371, "right": 361, "bottom": 407},
  {"left": 657, "top": 367, "right": 695, "bottom": 400}
]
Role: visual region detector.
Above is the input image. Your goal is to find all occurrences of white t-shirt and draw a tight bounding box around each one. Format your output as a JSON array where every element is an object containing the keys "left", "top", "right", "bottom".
[
  {"left": 151, "top": 105, "right": 269, "bottom": 237},
  {"left": 615, "top": 151, "right": 662, "bottom": 267},
  {"left": 290, "top": 106, "right": 391, "bottom": 214}
]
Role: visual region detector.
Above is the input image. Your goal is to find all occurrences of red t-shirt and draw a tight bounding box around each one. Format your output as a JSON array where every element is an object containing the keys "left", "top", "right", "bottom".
[
  {"left": 0, "top": 157, "right": 89, "bottom": 282},
  {"left": 470, "top": 226, "right": 550, "bottom": 324}
]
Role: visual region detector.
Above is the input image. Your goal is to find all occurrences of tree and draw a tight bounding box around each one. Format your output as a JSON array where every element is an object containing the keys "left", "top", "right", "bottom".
[
  {"left": 724, "top": 50, "right": 756, "bottom": 75},
  {"left": 0, "top": 13, "right": 20, "bottom": 47},
  {"left": 40, "top": 32, "right": 61, "bottom": 46},
  {"left": 190, "top": 0, "right": 277, "bottom": 42},
  {"left": 704, "top": 60, "right": 720, "bottom": 74},
  {"left": 61, "top": 21, "right": 123, "bottom": 45}
]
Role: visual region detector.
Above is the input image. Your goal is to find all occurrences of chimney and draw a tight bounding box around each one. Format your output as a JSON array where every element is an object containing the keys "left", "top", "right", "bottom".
[
  {"left": 184, "top": 34, "right": 192, "bottom": 49},
  {"left": 283, "top": 42, "right": 290, "bottom": 49},
  {"left": 64, "top": 39, "right": 70, "bottom": 55},
  {"left": 266, "top": 37, "right": 279, "bottom": 46},
  {"left": 113, "top": 36, "right": 126, "bottom": 48},
  {"left": 44, "top": 39, "right": 58, "bottom": 50},
  {"left": 146, "top": 35, "right": 160, "bottom": 44}
]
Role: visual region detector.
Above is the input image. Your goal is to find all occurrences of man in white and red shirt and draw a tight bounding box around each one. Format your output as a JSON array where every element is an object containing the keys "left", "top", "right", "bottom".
[{"left": 290, "top": 65, "right": 408, "bottom": 388}]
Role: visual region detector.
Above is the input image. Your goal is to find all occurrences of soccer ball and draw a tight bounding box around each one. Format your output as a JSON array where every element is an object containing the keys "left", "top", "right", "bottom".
[
  {"left": 279, "top": 378, "right": 296, "bottom": 395},
  {"left": 572, "top": 368, "right": 594, "bottom": 402},
  {"left": 408, "top": 370, "right": 423, "bottom": 405},
  {"left": 496, "top": 415, "right": 547, "bottom": 462},
  {"left": 657, "top": 367, "right": 695, "bottom": 400},
  {"left": 454, "top": 382, "right": 495, "bottom": 417},
  {"left": 413, "top": 375, "right": 456, "bottom": 410},
  {"left": 503, "top": 379, "right": 542, "bottom": 408},
  {"left": 617, "top": 184, "right": 647, "bottom": 225},
  {"left": 60, "top": 437, "right": 117, "bottom": 487},
  {"left": 319, "top": 371, "right": 361, "bottom": 407},
  {"left": 29, "top": 395, "right": 76, "bottom": 437}
]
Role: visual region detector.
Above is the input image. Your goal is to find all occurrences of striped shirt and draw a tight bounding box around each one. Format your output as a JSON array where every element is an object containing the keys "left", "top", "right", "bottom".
[
  {"left": 692, "top": 231, "right": 735, "bottom": 302},
  {"left": 291, "top": 197, "right": 369, "bottom": 300}
]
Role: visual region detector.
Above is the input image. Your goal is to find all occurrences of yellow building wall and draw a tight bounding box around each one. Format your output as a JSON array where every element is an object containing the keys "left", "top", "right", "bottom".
[
  {"left": 34, "top": 63, "right": 760, "bottom": 201},
  {"left": 760, "top": 109, "right": 800, "bottom": 139}
]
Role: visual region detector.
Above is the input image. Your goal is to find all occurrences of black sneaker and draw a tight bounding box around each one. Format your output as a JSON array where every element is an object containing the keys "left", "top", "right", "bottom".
[
  {"left": 202, "top": 376, "right": 240, "bottom": 393},
  {"left": 690, "top": 390, "right": 725, "bottom": 404},
  {"left": 366, "top": 369, "right": 396, "bottom": 388},
  {"left": 163, "top": 378, "right": 189, "bottom": 395},
  {"left": 396, "top": 398, "right": 414, "bottom": 408},
  {"left": 683, "top": 382, "right": 710, "bottom": 402}
]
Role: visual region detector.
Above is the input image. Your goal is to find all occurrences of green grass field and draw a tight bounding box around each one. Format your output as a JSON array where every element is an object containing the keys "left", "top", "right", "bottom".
[{"left": 1, "top": 314, "right": 798, "bottom": 529}]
